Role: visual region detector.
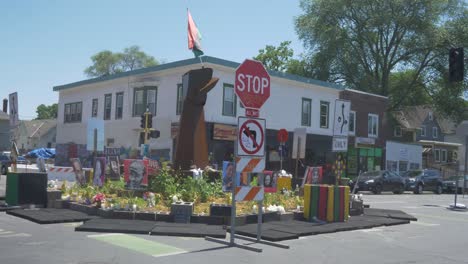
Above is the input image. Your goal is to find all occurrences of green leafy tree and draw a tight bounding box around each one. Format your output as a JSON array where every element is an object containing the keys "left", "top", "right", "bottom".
[
  {"left": 295, "top": 0, "right": 467, "bottom": 115},
  {"left": 253, "top": 41, "right": 294, "bottom": 72},
  {"left": 35, "top": 104, "right": 58, "bottom": 120},
  {"left": 84, "top": 46, "right": 158, "bottom": 77}
]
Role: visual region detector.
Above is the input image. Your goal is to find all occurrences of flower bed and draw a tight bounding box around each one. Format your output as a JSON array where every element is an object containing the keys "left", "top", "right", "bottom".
[{"left": 56, "top": 163, "right": 304, "bottom": 221}]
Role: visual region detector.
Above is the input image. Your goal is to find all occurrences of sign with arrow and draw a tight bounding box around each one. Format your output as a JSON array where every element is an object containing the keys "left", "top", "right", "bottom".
[
  {"left": 237, "top": 117, "right": 265, "bottom": 157},
  {"left": 333, "top": 99, "right": 351, "bottom": 137}
]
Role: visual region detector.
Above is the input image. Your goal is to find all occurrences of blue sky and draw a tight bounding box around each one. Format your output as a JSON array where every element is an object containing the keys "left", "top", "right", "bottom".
[{"left": 0, "top": 0, "right": 305, "bottom": 119}]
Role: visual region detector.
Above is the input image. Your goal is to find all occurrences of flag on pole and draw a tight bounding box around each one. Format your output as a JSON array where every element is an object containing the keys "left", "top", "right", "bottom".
[{"left": 187, "top": 9, "right": 204, "bottom": 58}]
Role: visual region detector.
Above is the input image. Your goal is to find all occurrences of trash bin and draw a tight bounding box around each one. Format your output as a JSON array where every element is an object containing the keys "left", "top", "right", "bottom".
[{"left": 6, "top": 172, "right": 47, "bottom": 206}]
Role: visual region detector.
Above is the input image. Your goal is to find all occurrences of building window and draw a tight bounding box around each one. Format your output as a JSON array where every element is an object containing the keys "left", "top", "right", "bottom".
[
  {"left": 301, "top": 98, "right": 311, "bottom": 126},
  {"left": 434, "top": 149, "right": 440, "bottom": 162},
  {"left": 64, "top": 102, "right": 82, "bottom": 123},
  {"left": 420, "top": 126, "right": 426, "bottom": 137},
  {"left": 368, "top": 113, "right": 379, "bottom": 138},
  {"left": 428, "top": 112, "right": 433, "bottom": 121},
  {"left": 349, "top": 111, "right": 356, "bottom": 135},
  {"left": 222, "top": 83, "right": 236, "bottom": 117},
  {"left": 104, "top": 94, "right": 112, "bottom": 120},
  {"left": 441, "top": 149, "right": 447, "bottom": 162},
  {"left": 176, "top": 83, "right": 183, "bottom": 115},
  {"left": 433, "top": 127, "right": 438, "bottom": 138},
  {"left": 394, "top": 126, "right": 402, "bottom": 137},
  {"left": 320, "top": 101, "right": 329, "bottom": 128},
  {"left": 115, "top": 92, "right": 124, "bottom": 119},
  {"left": 91, "top": 98, "right": 98, "bottom": 117},
  {"left": 133, "top": 86, "right": 157, "bottom": 116}
]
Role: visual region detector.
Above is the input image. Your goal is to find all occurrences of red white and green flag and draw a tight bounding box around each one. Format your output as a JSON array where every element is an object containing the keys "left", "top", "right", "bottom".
[{"left": 187, "top": 9, "right": 204, "bottom": 58}]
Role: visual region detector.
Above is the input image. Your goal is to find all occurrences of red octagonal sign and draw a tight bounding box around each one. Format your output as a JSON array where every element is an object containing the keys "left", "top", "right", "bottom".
[{"left": 235, "top": 59, "right": 270, "bottom": 110}]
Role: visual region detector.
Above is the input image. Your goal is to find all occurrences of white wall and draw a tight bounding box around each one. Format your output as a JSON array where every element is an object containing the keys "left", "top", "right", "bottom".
[
  {"left": 56, "top": 63, "right": 340, "bottom": 152},
  {"left": 386, "top": 141, "right": 422, "bottom": 171}
]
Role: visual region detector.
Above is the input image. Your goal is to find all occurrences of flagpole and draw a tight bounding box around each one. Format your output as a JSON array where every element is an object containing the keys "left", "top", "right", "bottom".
[{"left": 199, "top": 56, "right": 204, "bottom": 68}]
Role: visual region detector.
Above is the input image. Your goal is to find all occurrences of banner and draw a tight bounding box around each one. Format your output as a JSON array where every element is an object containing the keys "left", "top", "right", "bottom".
[
  {"left": 262, "top": 170, "right": 277, "bottom": 193},
  {"left": 93, "top": 157, "right": 106, "bottom": 187},
  {"left": 302, "top": 166, "right": 323, "bottom": 186},
  {"left": 8, "top": 92, "right": 18, "bottom": 127},
  {"left": 124, "top": 159, "right": 149, "bottom": 189},
  {"left": 222, "top": 161, "right": 235, "bottom": 192},
  {"left": 107, "top": 156, "right": 120, "bottom": 181},
  {"left": 71, "top": 158, "right": 86, "bottom": 186},
  {"left": 86, "top": 118, "right": 104, "bottom": 151}
]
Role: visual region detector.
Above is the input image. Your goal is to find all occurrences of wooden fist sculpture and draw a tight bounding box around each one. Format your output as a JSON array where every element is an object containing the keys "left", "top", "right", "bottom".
[{"left": 173, "top": 68, "right": 219, "bottom": 171}]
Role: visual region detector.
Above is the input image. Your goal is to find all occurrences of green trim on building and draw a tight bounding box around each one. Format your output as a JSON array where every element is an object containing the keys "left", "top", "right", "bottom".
[{"left": 53, "top": 56, "right": 345, "bottom": 92}]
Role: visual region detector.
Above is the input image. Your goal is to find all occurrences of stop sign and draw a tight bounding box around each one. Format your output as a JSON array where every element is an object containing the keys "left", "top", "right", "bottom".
[{"left": 235, "top": 59, "right": 270, "bottom": 110}]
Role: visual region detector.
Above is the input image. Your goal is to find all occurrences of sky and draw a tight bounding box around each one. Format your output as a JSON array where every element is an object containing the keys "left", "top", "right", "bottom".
[{"left": 0, "top": 0, "right": 305, "bottom": 120}]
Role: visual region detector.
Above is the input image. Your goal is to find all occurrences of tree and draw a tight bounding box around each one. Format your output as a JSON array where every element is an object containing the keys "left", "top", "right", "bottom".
[
  {"left": 84, "top": 46, "right": 158, "bottom": 77},
  {"left": 36, "top": 104, "right": 58, "bottom": 120},
  {"left": 295, "top": 0, "right": 467, "bottom": 114},
  {"left": 253, "top": 41, "right": 294, "bottom": 72}
]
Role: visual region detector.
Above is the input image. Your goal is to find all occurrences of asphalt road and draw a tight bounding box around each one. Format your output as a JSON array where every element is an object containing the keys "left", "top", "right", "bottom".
[{"left": 1, "top": 192, "right": 468, "bottom": 264}]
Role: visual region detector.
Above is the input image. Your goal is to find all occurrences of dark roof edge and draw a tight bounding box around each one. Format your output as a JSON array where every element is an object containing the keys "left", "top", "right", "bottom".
[{"left": 53, "top": 56, "right": 345, "bottom": 92}]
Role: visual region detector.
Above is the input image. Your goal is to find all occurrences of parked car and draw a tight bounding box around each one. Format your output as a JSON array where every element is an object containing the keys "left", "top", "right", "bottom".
[
  {"left": 401, "top": 169, "right": 443, "bottom": 194},
  {"left": 0, "top": 154, "right": 11, "bottom": 175},
  {"left": 442, "top": 175, "right": 468, "bottom": 194},
  {"left": 355, "top": 170, "right": 406, "bottom": 194}
]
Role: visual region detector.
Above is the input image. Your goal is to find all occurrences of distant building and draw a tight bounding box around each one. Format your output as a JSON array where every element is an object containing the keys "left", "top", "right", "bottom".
[
  {"left": 0, "top": 111, "right": 9, "bottom": 151},
  {"left": 53, "top": 56, "right": 345, "bottom": 174},
  {"left": 15, "top": 119, "right": 56, "bottom": 153},
  {"left": 339, "top": 89, "right": 391, "bottom": 177},
  {"left": 391, "top": 105, "right": 460, "bottom": 177}
]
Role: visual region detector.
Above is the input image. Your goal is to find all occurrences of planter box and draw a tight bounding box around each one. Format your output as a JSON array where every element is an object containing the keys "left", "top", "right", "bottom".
[
  {"left": 293, "top": 211, "right": 306, "bottom": 221},
  {"left": 69, "top": 202, "right": 98, "bottom": 216},
  {"left": 209, "top": 204, "right": 232, "bottom": 217},
  {"left": 223, "top": 215, "right": 247, "bottom": 226},
  {"left": 155, "top": 212, "right": 174, "bottom": 222},
  {"left": 244, "top": 211, "right": 279, "bottom": 224},
  {"left": 278, "top": 212, "right": 294, "bottom": 222},
  {"left": 47, "top": 190, "right": 62, "bottom": 208},
  {"left": 190, "top": 215, "right": 224, "bottom": 225},
  {"left": 171, "top": 202, "right": 194, "bottom": 223}
]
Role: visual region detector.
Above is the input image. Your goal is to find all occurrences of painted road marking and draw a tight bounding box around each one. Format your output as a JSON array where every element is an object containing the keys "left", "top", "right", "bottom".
[
  {"left": 0, "top": 233, "right": 31, "bottom": 238},
  {"left": 410, "top": 212, "right": 468, "bottom": 223},
  {"left": 411, "top": 221, "right": 440, "bottom": 227},
  {"left": 89, "top": 234, "right": 186, "bottom": 257}
]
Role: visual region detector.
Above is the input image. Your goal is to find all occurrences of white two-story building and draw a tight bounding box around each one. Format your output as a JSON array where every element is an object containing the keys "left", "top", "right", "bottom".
[{"left": 53, "top": 56, "right": 344, "bottom": 172}]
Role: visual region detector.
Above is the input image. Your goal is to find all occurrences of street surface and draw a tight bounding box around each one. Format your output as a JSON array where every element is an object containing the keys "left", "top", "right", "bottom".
[{"left": 1, "top": 192, "right": 468, "bottom": 264}]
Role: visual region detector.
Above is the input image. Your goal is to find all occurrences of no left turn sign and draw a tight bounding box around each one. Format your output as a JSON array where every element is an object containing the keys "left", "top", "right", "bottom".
[{"left": 237, "top": 117, "right": 266, "bottom": 157}]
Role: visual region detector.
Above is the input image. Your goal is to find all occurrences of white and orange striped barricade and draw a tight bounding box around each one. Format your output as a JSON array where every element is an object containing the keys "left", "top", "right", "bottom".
[
  {"left": 235, "top": 186, "right": 264, "bottom": 201},
  {"left": 235, "top": 157, "right": 265, "bottom": 173}
]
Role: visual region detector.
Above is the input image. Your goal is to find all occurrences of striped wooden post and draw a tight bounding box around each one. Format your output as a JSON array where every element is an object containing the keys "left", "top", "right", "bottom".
[
  {"left": 344, "top": 186, "right": 350, "bottom": 221},
  {"left": 339, "top": 186, "right": 345, "bottom": 222},
  {"left": 310, "top": 185, "right": 320, "bottom": 221},
  {"left": 334, "top": 186, "right": 340, "bottom": 222},
  {"left": 303, "top": 184, "right": 311, "bottom": 220},
  {"left": 318, "top": 185, "right": 328, "bottom": 221},
  {"left": 327, "top": 185, "right": 334, "bottom": 222}
]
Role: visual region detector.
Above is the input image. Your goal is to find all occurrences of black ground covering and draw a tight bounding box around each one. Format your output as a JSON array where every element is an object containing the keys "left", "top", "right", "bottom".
[
  {"left": 230, "top": 214, "right": 412, "bottom": 241},
  {"left": 6, "top": 208, "right": 96, "bottom": 224},
  {"left": 150, "top": 222, "right": 226, "bottom": 238},
  {"left": 6, "top": 207, "right": 415, "bottom": 241},
  {"left": 75, "top": 218, "right": 156, "bottom": 234},
  {"left": 364, "top": 208, "right": 417, "bottom": 221}
]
